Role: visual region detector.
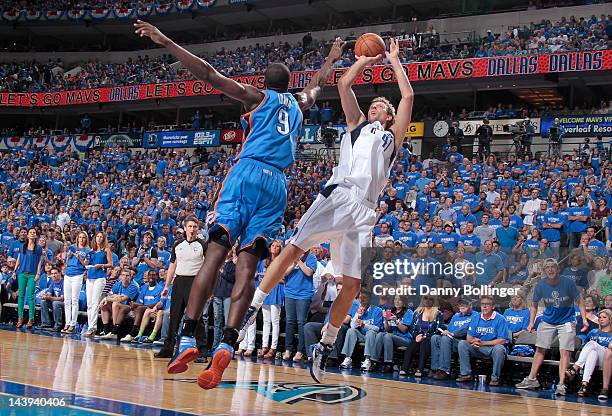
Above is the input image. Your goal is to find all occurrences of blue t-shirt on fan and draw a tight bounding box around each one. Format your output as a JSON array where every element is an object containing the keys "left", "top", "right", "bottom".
[
  {"left": 88, "top": 250, "right": 109, "bottom": 279},
  {"left": 137, "top": 283, "right": 164, "bottom": 306},
  {"left": 448, "top": 311, "right": 479, "bottom": 334},
  {"left": 283, "top": 253, "right": 318, "bottom": 300},
  {"left": 587, "top": 329, "right": 612, "bottom": 347},
  {"left": 503, "top": 308, "right": 530, "bottom": 334},
  {"left": 111, "top": 281, "right": 140, "bottom": 305},
  {"left": 532, "top": 276, "right": 581, "bottom": 325},
  {"left": 65, "top": 246, "right": 91, "bottom": 276},
  {"left": 467, "top": 312, "right": 510, "bottom": 343},
  {"left": 387, "top": 309, "right": 415, "bottom": 341}
]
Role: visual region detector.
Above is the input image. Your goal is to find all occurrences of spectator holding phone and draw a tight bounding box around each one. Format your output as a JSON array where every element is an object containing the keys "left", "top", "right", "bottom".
[{"left": 372, "top": 295, "right": 414, "bottom": 373}]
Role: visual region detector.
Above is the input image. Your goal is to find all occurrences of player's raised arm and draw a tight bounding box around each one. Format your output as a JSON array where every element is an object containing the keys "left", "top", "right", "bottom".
[
  {"left": 134, "top": 20, "right": 263, "bottom": 109},
  {"left": 387, "top": 38, "right": 414, "bottom": 149},
  {"left": 295, "top": 37, "right": 346, "bottom": 113},
  {"left": 338, "top": 53, "right": 382, "bottom": 131}
]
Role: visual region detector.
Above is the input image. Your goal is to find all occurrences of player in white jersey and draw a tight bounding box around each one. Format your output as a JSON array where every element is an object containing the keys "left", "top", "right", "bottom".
[{"left": 238, "top": 38, "right": 414, "bottom": 383}]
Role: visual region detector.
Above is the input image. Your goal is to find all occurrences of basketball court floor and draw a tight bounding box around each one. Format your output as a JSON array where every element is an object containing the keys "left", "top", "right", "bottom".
[{"left": 0, "top": 326, "right": 610, "bottom": 415}]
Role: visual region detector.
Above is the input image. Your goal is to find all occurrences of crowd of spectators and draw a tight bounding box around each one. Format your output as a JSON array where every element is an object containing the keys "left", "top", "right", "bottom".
[
  {"left": 0, "top": 121, "right": 611, "bottom": 397},
  {"left": 0, "top": 13, "right": 610, "bottom": 93},
  {"left": 0, "top": 1, "right": 158, "bottom": 11}
]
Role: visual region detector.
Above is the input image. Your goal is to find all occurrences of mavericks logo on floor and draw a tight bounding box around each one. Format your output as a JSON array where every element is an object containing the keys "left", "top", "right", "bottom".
[{"left": 169, "top": 379, "right": 366, "bottom": 404}]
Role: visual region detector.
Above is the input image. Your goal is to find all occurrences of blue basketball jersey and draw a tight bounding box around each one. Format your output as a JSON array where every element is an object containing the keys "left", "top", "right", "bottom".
[{"left": 239, "top": 90, "right": 302, "bottom": 170}]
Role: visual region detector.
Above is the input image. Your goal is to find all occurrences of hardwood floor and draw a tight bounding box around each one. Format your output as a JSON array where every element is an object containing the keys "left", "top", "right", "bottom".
[{"left": 0, "top": 328, "right": 609, "bottom": 415}]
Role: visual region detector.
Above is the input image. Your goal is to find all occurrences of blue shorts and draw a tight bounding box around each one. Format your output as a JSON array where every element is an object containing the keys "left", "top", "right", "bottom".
[{"left": 210, "top": 158, "right": 287, "bottom": 255}]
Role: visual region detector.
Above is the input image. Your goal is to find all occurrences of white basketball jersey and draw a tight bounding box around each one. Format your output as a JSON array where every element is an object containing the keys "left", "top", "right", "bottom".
[{"left": 326, "top": 120, "right": 398, "bottom": 207}]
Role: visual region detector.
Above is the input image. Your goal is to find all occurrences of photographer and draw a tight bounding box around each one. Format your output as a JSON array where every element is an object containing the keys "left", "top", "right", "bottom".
[
  {"left": 549, "top": 118, "right": 565, "bottom": 158},
  {"left": 475, "top": 118, "right": 493, "bottom": 160}
]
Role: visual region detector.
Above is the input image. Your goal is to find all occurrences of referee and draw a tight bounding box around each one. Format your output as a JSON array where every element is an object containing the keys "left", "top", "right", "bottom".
[{"left": 155, "top": 216, "right": 208, "bottom": 362}]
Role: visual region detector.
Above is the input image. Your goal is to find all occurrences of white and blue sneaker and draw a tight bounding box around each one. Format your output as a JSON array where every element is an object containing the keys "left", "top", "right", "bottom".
[
  {"left": 237, "top": 306, "right": 260, "bottom": 343},
  {"left": 167, "top": 336, "right": 199, "bottom": 374},
  {"left": 309, "top": 343, "right": 333, "bottom": 383}
]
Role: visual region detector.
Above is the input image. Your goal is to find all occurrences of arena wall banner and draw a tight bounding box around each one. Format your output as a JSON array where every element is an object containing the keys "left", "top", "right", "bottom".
[
  {"left": 73, "top": 134, "right": 95, "bottom": 152},
  {"left": 0, "top": 50, "right": 609, "bottom": 108},
  {"left": 3, "top": 135, "right": 27, "bottom": 150},
  {"left": 50, "top": 134, "right": 71, "bottom": 152},
  {"left": 220, "top": 129, "right": 244, "bottom": 144},
  {"left": 540, "top": 114, "right": 612, "bottom": 138},
  {"left": 406, "top": 122, "right": 425, "bottom": 137},
  {"left": 143, "top": 130, "right": 221, "bottom": 148},
  {"left": 458, "top": 118, "right": 541, "bottom": 136},
  {"left": 92, "top": 132, "right": 143, "bottom": 148},
  {"left": 300, "top": 125, "right": 347, "bottom": 144},
  {"left": 29, "top": 135, "right": 50, "bottom": 149}
]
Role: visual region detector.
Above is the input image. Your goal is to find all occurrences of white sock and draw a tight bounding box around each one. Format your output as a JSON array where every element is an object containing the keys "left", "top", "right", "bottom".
[
  {"left": 320, "top": 324, "right": 340, "bottom": 346},
  {"left": 251, "top": 288, "right": 268, "bottom": 308}
]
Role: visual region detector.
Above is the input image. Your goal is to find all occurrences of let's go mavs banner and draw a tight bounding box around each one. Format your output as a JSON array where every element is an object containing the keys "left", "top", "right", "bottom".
[
  {"left": 144, "top": 130, "right": 221, "bottom": 148},
  {"left": 1, "top": 50, "right": 610, "bottom": 107},
  {"left": 541, "top": 114, "right": 612, "bottom": 138}
]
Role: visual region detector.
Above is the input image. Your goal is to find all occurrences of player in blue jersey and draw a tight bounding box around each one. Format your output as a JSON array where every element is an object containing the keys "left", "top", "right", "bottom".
[{"left": 135, "top": 20, "right": 346, "bottom": 389}]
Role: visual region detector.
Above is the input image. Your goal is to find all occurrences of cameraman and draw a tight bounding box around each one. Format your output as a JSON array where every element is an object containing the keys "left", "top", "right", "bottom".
[
  {"left": 475, "top": 118, "right": 493, "bottom": 160},
  {"left": 449, "top": 121, "right": 464, "bottom": 150},
  {"left": 549, "top": 117, "right": 565, "bottom": 158},
  {"left": 580, "top": 138, "right": 591, "bottom": 163},
  {"left": 521, "top": 118, "right": 535, "bottom": 157}
]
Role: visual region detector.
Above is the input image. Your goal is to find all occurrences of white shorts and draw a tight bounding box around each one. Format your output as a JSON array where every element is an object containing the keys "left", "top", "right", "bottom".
[{"left": 290, "top": 185, "right": 377, "bottom": 279}]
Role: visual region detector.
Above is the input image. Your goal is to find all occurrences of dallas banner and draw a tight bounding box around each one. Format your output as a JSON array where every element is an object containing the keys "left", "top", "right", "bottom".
[{"left": 1, "top": 50, "right": 609, "bottom": 107}]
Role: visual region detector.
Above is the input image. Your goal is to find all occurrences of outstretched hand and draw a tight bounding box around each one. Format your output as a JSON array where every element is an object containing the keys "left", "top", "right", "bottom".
[
  {"left": 134, "top": 20, "right": 170, "bottom": 46},
  {"left": 356, "top": 54, "right": 383, "bottom": 66},
  {"left": 386, "top": 37, "right": 400, "bottom": 61},
  {"left": 327, "top": 37, "right": 347, "bottom": 62}
]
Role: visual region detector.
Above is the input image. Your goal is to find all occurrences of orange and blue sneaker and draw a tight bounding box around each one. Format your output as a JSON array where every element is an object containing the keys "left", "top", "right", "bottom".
[
  {"left": 167, "top": 336, "right": 199, "bottom": 374},
  {"left": 197, "top": 342, "right": 233, "bottom": 390}
]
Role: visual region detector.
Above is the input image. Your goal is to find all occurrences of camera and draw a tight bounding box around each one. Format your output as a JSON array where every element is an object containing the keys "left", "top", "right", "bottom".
[
  {"left": 503, "top": 123, "right": 524, "bottom": 134},
  {"left": 321, "top": 126, "right": 338, "bottom": 148}
]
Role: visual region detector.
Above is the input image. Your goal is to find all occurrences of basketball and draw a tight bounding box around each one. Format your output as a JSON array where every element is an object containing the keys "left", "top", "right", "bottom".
[{"left": 355, "top": 33, "right": 386, "bottom": 57}]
